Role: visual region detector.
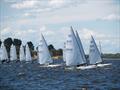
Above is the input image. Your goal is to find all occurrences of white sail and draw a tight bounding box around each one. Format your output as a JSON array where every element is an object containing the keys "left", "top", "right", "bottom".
[
  {"left": 75, "top": 31, "right": 87, "bottom": 64},
  {"left": 10, "top": 44, "right": 17, "bottom": 61},
  {"left": 19, "top": 44, "right": 25, "bottom": 61},
  {"left": 0, "top": 42, "right": 8, "bottom": 60},
  {"left": 63, "top": 42, "right": 66, "bottom": 62},
  {"left": 38, "top": 34, "right": 53, "bottom": 65},
  {"left": 89, "top": 36, "right": 102, "bottom": 64},
  {"left": 65, "top": 27, "right": 85, "bottom": 66},
  {"left": 25, "top": 43, "right": 32, "bottom": 61},
  {"left": 0, "top": 47, "right": 2, "bottom": 61}
]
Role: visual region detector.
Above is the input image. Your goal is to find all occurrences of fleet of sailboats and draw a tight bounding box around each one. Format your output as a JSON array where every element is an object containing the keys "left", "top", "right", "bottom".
[{"left": 0, "top": 27, "right": 105, "bottom": 69}]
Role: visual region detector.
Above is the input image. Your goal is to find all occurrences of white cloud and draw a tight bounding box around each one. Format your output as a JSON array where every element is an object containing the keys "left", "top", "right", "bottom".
[
  {"left": 23, "top": 13, "right": 31, "bottom": 17},
  {"left": 49, "top": 0, "right": 65, "bottom": 7},
  {"left": 11, "top": 0, "right": 85, "bottom": 12},
  {"left": 102, "top": 14, "right": 120, "bottom": 21},
  {"left": 11, "top": 0, "right": 39, "bottom": 9}
]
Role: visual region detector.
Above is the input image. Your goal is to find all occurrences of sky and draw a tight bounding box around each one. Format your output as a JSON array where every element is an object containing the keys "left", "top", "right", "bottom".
[{"left": 0, "top": 0, "right": 120, "bottom": 54}]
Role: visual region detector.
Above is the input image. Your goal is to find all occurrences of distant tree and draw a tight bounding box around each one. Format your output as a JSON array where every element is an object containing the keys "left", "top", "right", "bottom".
[
  {"left": 13, "top": 38, "right": 22, "bottom": 58},
  {"left": 27, "top": 41, "right": 34, "bottom": 50},
  {"left": 4, "top": 37, "right": 13, "bottom": 58},
  {"left": 48, "top": 44, "right": 56, "bottom": 56},
  {"left": 27, "top": 41, "right": 34, "bottom": 57},
  {"left": 48, "top": 44, "right": 55, "bottom": 51},
  {"left": 13, "top": 39, "right": 22, "bottom": 46},
  {"left": 57, "top": 49, "right": 63, "bottom": 56},
  {"left": 0, "top": 40, "right": 1, "bottom": 47}
]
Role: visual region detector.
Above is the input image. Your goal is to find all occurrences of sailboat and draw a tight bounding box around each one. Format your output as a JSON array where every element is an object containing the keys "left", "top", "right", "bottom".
[
  {"left": 25, "top": 43, "right": 32, "bottom": 61},
  {"left": 77, "top": 35, "right": 111, "bottom": 70},
  {"left": 89, "top": 35, "right": 103, "bottom": 64},
  {"left": 65, "top": 27, "right": 85, "bottom": 67},
  {"left": 75, "top": 31, "right": 87, "bottom": 65},
  {"left": 0, "top": 42, "right": 8, "bottom": 61},
  {"left": 10, "top": 44, "right": 17, "bottom": 61},
  {"left": 38, "top": 34, "right": 53, "bottom": 65},
  {"left": 19, "top": 44, "right": 25, "bottom": 61}
]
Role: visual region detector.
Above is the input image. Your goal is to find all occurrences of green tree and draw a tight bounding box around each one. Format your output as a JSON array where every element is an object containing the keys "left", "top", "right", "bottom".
[
  {"left": 27, "top": 41, "right": 34, "bottom": 57},
  {"left": 4, "top": 38, "right": 13, "bottom": 58}
]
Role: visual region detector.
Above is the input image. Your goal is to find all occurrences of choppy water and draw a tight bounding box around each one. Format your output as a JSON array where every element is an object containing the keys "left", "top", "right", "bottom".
[{"left": 0, "top": 59, "right": 120, "bottom": 90}]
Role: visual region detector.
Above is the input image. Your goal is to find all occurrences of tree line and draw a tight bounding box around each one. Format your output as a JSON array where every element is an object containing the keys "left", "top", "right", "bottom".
[{"left": 0, "top": 37, "right": 63, "bottom": 58}]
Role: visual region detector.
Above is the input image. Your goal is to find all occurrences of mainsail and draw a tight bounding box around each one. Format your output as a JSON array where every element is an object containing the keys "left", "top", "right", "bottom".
[
  {"left": 38, "top": 34, "right": 53, "bottom": 65},
  {"left": 0, "top": 42, "right": 8, "bottom": 60},
  {"left": 63, "top": 42, "right": 66, "bottom": 62},
  {"left": 65, "top": 27, "right": 85, "bottom": 66},
  {"left": 89, "top": 36, "right": 102, "bottom": 64},
  {"left": 25, "top": 43, "right": 32, "bottom": 61},
  {"left": 20, "top": 44, "right": 25, "bottom": 61},
  {"left": 0, "top": 47, "right": 2, "bottom": 60},
  {"left": 75, "top": 31, "right": 87, "bottom": 64},
  {"left": 10, "top": 44, "right": 17, "bottom": 61}
]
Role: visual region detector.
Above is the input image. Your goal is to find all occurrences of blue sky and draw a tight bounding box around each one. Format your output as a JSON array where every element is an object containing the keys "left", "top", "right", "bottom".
[{"left": 0, "top": 0, "right": 120, "bottom": 54}]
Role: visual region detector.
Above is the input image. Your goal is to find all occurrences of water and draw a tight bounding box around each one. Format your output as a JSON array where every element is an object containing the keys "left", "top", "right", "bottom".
[{"left": 0, "top": 59, "right": 120, "bottom": 90}]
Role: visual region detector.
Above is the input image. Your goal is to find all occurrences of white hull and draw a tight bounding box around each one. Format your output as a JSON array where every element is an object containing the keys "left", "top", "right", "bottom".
[{"left": 39, "top": 64, "right": 63, "bottom": 68}]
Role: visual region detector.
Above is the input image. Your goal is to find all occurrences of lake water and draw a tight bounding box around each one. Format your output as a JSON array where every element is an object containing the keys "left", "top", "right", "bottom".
[{"left": 0, "top": 59, "right": 120, "bottom": 90}]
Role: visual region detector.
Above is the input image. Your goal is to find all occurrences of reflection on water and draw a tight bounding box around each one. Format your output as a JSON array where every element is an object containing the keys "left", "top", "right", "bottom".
[
  {"left": 82, "top": 87, "right": 87, "bottom": 90},
  {"left": 0, "top": 59, "right": 120, "bottom": 90}
]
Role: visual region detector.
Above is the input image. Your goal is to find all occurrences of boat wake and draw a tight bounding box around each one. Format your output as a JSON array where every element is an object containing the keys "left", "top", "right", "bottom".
[
  {"left": 77, "top": 63, "right": 112, "bottom": 70},
  {"left": 39, "top": 64, "right": 63, "bottom": 68}
]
